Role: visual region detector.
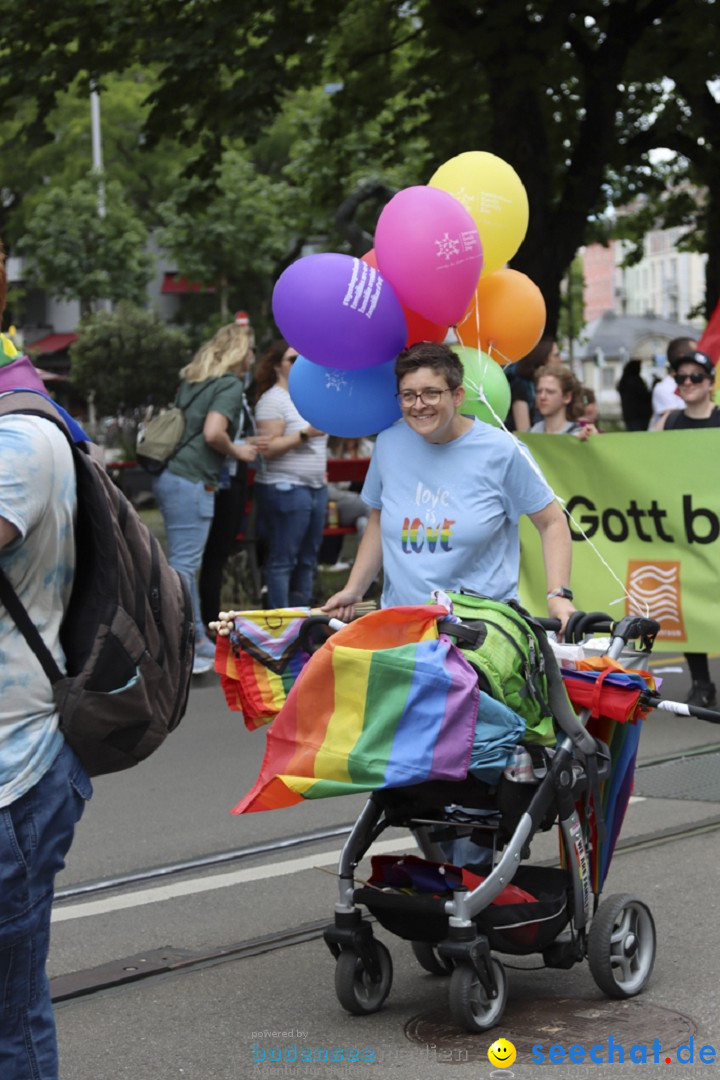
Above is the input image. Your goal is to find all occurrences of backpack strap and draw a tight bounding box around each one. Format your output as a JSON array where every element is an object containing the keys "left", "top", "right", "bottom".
[
  {"left": 0, "top": 566, "right": 64, "bottom": 683},
  {"left": 0, "top": 393, "right": 89, "bottom": 684},
  {"left": 167, "top": 377, "right": 231, "bottom": 460},
  {"left": 663, "top": 409, "right": 682, "bottom": 430}
]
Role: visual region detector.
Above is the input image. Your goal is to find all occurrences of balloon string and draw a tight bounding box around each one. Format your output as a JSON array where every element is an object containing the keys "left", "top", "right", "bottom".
[
  {"left": 456, "top": 285, "right": 633, "bottom": 609},
  {"left": 463, "top": 368, "right": 634, "bottom": 611}
]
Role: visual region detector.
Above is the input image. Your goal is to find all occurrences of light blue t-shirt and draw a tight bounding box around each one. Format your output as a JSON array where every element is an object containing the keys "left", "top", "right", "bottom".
[
  {"left": 361, "top": 419, "right": 554, "bottom": 608},
  {"left": 0, "top": 413, "right": 76, "bottom": 807}
]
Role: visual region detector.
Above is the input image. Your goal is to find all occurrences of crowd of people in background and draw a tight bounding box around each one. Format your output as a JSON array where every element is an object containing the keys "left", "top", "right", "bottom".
[{"left": 152, "top": 320, "right": 715, "bottom": 707}]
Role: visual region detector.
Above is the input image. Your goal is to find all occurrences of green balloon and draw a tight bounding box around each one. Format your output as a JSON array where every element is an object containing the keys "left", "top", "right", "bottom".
[{"left": 451, "top": 344, "right": 511, "bottom": 427}]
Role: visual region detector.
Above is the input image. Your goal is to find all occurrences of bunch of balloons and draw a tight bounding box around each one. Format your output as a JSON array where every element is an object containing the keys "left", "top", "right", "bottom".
[{"left": 272, "top": 150, "right": 546, "bottom": 436}]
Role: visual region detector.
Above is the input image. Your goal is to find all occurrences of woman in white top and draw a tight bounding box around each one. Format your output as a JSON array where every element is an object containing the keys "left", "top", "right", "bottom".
[
  {"left": 252, "top": 339, "right": 328, "bottom": 608},
  {"left": 530, "top": 365, "right": 597, "bottom": 439}
]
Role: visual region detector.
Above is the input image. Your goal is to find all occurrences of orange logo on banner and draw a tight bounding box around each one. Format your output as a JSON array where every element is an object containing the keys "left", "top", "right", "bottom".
[{"left": 626, "top": 560, "right": 686, "bottom": 641}]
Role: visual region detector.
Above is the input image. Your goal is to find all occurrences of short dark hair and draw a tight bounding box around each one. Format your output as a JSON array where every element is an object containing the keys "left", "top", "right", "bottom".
[
  {"left": 395, "top": 341, "right": 464, "bottom": 391},
  {"left": 667, "top": 337, "right": 697, "bottom": 365}
]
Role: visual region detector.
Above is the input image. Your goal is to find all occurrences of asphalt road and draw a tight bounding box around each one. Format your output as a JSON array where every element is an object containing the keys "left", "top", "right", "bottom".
[{"left": 52, "top": 652, "right": 720, "bottom": 1079}]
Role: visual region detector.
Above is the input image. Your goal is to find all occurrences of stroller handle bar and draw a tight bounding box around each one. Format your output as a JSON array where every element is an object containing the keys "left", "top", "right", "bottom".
[{"left": 301, "top": 610, "right": 661, "bottom": 656}]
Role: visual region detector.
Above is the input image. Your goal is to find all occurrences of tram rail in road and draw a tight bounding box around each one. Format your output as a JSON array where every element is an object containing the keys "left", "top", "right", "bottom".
[{"left": 51, "top": 742, "right": 720, "bottom": 1005}]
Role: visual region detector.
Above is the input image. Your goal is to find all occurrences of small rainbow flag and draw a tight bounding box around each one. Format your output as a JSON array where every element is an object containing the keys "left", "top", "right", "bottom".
[
  {"left": 561, "top": 658, "right": 656, "bottom": 892},
  {"left": 232, "top": 605, "right": 481, "bottom": 813},
  {"left": 215, "top": 609, "right": 310, "bottom": 730}
]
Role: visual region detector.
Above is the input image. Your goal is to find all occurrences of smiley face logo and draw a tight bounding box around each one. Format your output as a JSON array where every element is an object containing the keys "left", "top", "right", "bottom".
[{"left": 488, "top": 1038, "right": 517, "bottom": 1068}]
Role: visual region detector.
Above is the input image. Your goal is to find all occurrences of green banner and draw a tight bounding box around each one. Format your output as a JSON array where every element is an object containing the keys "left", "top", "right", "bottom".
[{"left": 517, "top": 431, "right": 720, "bottom": 652}]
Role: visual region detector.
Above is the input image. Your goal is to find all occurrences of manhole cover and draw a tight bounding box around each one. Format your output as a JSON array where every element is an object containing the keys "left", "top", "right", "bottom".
[
  {"left": 634, "top": 752, "right": 720, "bottom": 803},
  {"left": 405, "top": 998, "right": 695, "bottom": 1064}
]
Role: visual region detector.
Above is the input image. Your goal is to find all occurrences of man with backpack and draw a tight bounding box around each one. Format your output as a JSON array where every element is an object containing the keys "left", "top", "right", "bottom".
[{"left": 0, "top": 239, "right": 93, "bottom": 1079}]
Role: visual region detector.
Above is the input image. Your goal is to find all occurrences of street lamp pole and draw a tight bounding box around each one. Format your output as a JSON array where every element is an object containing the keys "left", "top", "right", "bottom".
[{"left": 90, "top": 81, "right": 106, "bottom": 218}]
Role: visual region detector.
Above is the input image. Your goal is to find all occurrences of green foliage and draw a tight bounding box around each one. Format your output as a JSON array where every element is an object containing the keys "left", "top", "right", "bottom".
[
  {"left": 18, "top": 176, "right": 154, "bottom": 314},
  {"left": 557, "top": 257, "right": 586, "bottom": 355},
  {"left": 69, "top": 301, "right": 189, "bottom": 414},
  {"left": 157, "top": 148, "right": 292, "bottom": 325},
  {"left": 3, "top": 0, "right": 720, "bottom": 325}
]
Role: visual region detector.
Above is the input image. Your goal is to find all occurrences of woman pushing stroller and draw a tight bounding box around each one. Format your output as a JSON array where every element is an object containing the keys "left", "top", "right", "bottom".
[{"left": 324, "top": 341, "right": 576, "bottom": 631}]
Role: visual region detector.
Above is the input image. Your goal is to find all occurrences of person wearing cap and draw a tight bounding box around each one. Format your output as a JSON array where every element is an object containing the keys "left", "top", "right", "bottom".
[
  {"left": 655, "top": 346, "right": 718, "bottom": 708},
  {"left": 655, "top": 348, "right": 719, "bottom": 431},
  {"left": 648, "top": 336, "right": 697, "bottom": 429}
]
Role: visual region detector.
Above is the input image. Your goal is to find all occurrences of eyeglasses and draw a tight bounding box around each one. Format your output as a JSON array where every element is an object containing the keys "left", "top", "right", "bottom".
[
  {"left": 674, "top": 372, "right": 708, "bottom": 386},
  {"left": 395, "top": 387, "right": 453, "bottom": 408}
]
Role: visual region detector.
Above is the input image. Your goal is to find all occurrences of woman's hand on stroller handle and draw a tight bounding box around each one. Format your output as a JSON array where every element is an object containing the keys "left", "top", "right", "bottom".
[{"left": 322, "top": 587, "right": 364, "bottom": 624}]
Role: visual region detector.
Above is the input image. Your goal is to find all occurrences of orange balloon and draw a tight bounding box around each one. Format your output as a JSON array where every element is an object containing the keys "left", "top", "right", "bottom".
[{"left": 456, "top": 268, "right": 546, "bottom": 364}]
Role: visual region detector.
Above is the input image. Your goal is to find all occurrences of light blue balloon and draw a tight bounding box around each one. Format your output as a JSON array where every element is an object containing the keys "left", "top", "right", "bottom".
[{"left": 288, "top": 355, "right": 402, "bottom": 437}]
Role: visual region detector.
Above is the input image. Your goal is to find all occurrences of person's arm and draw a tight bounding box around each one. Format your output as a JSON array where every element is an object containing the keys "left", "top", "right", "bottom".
[
  {"left": 203, "top": 411, "right": 259, "bottom": 462},
  {"left": 527, "top": 499, "right": 576, "bottom": 636},
  {"left": 322, "top": 508, "right": 382, "bottom": 621},
  {"left": 654, "top": 412, "right": 668, "bottom": 431},
  {"left": 0, "top": 514, "right": 19, "bottom": 549},
  {"left": 511, "top": 399, "right": 531, "bottom": 432},
  {"left": 255, "top": 417, "right": 324, "bottom": 459}
]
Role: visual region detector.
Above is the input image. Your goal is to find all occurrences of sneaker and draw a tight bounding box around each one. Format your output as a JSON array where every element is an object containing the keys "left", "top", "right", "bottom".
[
  {"left": 686, "top": 681, "right": 717, "bottom": 708},
  {"left": 192, "top": 655, "right": 213, "bottom": 677},
  {"left": 320, "top": 561, "right": 351, "bottom": 572},
  {"left": 194, "top": 637, "right": 217, "bottom": 660}
]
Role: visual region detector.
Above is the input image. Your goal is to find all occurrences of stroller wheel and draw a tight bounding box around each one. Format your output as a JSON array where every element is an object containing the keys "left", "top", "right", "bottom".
[
  {"left": 588, "top": 893, "right": 656, "bottom": 998},
  {"left": 334, "top": 941, "right": 393, "bottom": 1015},
  {"left": 411, "top": 941, "right": 453, "bottom": 976},
  {"left": 448, "top": 957, "right": 508, "bottom": 1033}
]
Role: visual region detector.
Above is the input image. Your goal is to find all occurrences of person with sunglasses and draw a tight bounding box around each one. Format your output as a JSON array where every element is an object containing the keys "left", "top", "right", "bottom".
[
  {"left": 648, "top": 336, "right": 697, "bottom": 429},
  {"left": 655, "top": 348, "right": 718, "bottom": 708},
  {"left": 655, "top": 349, "right": 719, "bottom": 431},
  {"left": 323, "top": 341, "right": 575, "bottom": 635}
]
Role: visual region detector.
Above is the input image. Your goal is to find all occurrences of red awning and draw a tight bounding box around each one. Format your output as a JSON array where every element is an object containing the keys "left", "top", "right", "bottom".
[
  {"left": 29, "top": 332, "right": 79, "bottom": 354},
  {"left": 161, "top": 273, "right": 216, "bottom": 295}
]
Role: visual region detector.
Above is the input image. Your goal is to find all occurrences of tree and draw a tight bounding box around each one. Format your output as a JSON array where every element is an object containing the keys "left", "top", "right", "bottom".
[
  {"left": 0, "top": 68, "right": 195, "bottom": 245},
  {"left": 69, "top": 301, "right": 189, "bottom": 415},
  {"left": 18, "top": 176, "right": 154, "bottom": 316},
  {"left": 157, "top": 148, "right": 292, "bottom": 325},
  {"left": 3, "top": 0, "right": 720, "bottom": 325}
]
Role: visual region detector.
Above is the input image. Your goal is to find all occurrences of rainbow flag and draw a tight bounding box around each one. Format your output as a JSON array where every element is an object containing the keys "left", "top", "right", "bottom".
[
  {"left": 561, "top": 659, "right": 656, "bottom": 892},
  {"left": 215, "top": 609, "right": 310, "bottom": 730},
  {"left": 232, "top": 605, "right": 481, "bottom": 813},
  {"left": 580, "top": 712, "right": 643, "bottom": 892}
]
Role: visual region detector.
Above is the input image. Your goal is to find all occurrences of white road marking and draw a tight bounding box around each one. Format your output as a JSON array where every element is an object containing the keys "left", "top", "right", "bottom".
[
  {"left": 51, "top": 837, "right": 414, "bottom": 923},
  {"left": 53, "top": 797, "right": 649, "bottom": 923}
]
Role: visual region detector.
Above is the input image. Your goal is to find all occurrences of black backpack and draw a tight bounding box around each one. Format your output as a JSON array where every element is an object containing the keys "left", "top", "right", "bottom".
[{"left": 0, "top": 393, "right": 195, "bottom": 776}]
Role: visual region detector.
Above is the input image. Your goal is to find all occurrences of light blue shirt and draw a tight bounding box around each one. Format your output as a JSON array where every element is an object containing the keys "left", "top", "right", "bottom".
[
  {"left": 361, "top": 418, "right": 554, "bottom": 608},
  {"left": 0, "top": 413, "right": 76, "bottom": 807}
]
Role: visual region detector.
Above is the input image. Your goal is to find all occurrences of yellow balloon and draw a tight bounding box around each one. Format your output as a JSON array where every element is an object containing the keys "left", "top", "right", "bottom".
[{"left": 429, "top": 151, "right": 529, "bottom": 276}]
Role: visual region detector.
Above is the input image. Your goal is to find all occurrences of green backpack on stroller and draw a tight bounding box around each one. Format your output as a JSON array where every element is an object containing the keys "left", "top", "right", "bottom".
[{"left": 445, "top": 592, "right": 556, "bottom": 745}]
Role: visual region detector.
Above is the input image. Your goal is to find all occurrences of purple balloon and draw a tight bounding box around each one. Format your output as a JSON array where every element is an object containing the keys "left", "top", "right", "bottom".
[{"left": 272, "top": 253, "right": 407, "bottom": 370}]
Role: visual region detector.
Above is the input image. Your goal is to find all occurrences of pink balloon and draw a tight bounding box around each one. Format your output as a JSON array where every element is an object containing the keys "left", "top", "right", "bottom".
[{"left": 375, "top": 186, "right": 483, "bottom": 326}]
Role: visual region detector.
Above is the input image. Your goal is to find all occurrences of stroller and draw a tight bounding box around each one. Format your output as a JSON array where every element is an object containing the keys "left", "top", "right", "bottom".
[{"left": 311, "top": 609, "right": 667, "bottom": 1033}]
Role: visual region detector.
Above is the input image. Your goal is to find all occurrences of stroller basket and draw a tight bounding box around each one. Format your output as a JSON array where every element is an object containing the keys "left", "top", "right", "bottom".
[{"left": 358, "top": 863, "right": 570, "bottom": 955}]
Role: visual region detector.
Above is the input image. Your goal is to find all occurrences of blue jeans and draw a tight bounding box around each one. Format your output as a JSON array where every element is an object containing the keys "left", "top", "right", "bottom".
[
  {"left": 256, "top": 483, "right": 328, "bottom": 608},
  {"left": 0, "top": 742, "right": 92, "bottom": 1080},
  {"left": 153, "top": 469, "right": 215, "bottom": 638}
]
